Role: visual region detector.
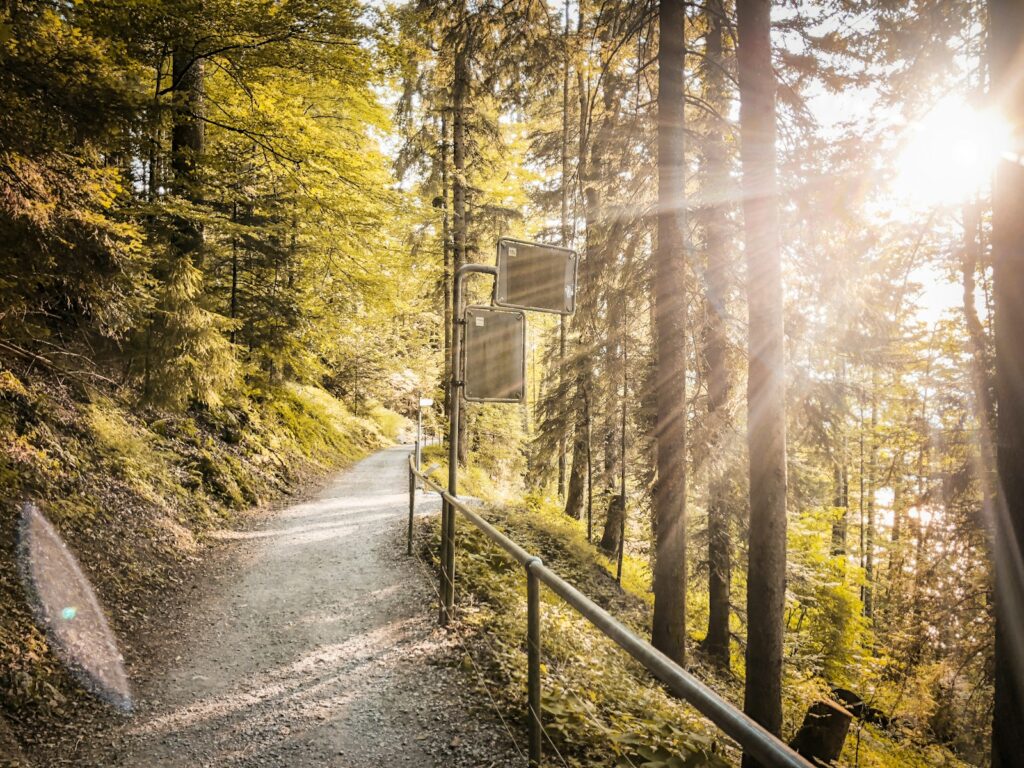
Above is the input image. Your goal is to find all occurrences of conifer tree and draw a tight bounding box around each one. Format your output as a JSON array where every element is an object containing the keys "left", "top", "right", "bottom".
[
  {"left": 990, "top": 0, "right": 1024, "bottom": 762},
  {"left": 697, "top": 0, "right": 735, "bottom": 671},
  {"left": 737, "top": 0, "right": 787, "bottom": 755},
  {"left": 651, "top": 0, "right": 688, "bottom": 666}
]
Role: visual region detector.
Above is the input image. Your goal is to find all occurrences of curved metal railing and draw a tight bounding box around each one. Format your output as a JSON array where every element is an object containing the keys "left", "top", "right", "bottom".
[{"left": 406, "top": 453, "right": 813, "bottom": 768}]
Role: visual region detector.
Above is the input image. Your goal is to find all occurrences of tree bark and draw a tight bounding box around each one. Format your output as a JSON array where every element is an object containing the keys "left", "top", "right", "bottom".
[
  {"left": 452, "top": 18, "right": 471, "bottom": 466},
  {"left": 441, "top": 108, "right": 452, "bottom": 418},
  {"left": 790, "top": 700, "right": 852, "bottom": 764},
  {"left": 229, "top": 201, "right": 238, "bottom": 345},
  {"left": 617, "top": 324, "right": 628, "bottom": 583},
  {"left": 600, "top": 492, "right": 624, "bottom": 554},
  {"left": 651, "top": 0, "right": 688, "bottom": 667},
  {"left": 171, "top": 44, "right": 204, "bottom": 259},
  {"left": 586, "top": 394, "right": 594, "bottom": 538},
  {"left": 989, "top": 1, "right": 1024, "bottom": 764},
  {"left": 831, "top": 460, "right": 848, "bottom": 556},
  {"left": 963, "top": 200, "right": 997, "bottom": 532},
  {"left": 564, "top": 0, "right": 595, "bottom": 521},
  {"left": 864, "top": 393, "right": 877, "bottom": 619},
  {"left": 699, "top": 0, "right": 732, "bottom": 671},
  {"left": 565, "top": 413, "right": 587, "bottom": 520},
  {"left": 558, "top": 0, "right": 572, "bottom": 500},
  {"left": 737, "top": 0, "right": 788, "bottom": 757},
  {"left": 565, "top": 165, "right": 600, "bottom": 521}
]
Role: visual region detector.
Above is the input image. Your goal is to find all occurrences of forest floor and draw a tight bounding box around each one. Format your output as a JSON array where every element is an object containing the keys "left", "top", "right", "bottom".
[{"left": 27, "top": 446, "right": 521, "bottom": 768}]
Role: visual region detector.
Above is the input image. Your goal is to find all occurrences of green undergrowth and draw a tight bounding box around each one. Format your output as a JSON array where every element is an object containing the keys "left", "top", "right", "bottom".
[
  {"left": 418, "top": 480, "right": 973, "bottom": 768},
  {"left": 0, "top": 366, "right": 404, "bottom": 750},
  {"left": 418, "top": 494, "right": 734, "bottom": 768}
]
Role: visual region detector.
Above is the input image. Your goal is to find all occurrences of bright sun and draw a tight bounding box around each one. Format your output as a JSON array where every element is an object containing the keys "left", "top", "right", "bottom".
[{"left": 891, "top": 96, "right": 1012, "bottom": 208}]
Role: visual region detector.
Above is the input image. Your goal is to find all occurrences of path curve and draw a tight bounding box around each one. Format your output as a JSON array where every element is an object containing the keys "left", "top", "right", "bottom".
[{"left": 76, "top": 446, "right": 520, "bottom": 768}]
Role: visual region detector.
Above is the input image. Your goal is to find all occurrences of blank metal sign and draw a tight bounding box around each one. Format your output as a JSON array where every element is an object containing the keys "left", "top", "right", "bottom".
[
  {"left": 463, "top": 306, "right": 526, "bottom": 403},
  {"left": 494, "top": 238, "right": 577, "bottom": 315}
]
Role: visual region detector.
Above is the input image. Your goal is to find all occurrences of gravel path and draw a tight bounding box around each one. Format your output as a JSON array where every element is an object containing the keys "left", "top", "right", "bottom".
[{"left": 69, "top": 446, "right": 523, "bottom": 768}]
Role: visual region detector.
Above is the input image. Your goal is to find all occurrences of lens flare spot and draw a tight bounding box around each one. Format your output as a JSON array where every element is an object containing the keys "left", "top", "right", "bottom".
[{"left": 18, "top": 503, "right": 132, "bottom": 711}]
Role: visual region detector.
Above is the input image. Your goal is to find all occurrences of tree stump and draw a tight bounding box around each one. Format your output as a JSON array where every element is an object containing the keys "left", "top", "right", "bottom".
[{"left": 790, "top": 699, "right": 853, "bottom": 765}]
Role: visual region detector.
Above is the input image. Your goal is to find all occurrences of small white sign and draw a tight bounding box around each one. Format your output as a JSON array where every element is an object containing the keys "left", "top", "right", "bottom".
[{"left": 475, "top": 316, "right": 485, "bottom": 326}]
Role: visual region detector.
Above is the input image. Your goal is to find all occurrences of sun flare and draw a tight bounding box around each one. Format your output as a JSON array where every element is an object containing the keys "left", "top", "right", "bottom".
[{"left": 891, "top": 97, "right": 1012, "bottom": 208}]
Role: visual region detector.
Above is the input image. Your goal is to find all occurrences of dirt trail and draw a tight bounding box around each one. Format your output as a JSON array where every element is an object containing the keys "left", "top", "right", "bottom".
[{"left": 61, "top": 446, "right": 520, "bottom": 768}]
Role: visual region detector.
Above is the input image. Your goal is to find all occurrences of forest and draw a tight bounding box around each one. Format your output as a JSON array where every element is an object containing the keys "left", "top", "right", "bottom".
[{"left": 1, "top": 0, "right": 1023, "bottom": 767}]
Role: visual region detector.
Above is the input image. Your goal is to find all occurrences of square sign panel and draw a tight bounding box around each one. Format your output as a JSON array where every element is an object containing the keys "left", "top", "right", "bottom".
[
  {"left": 463, "top": 306, "right": 526, "bottom": 403},
  {"left": 494, "top": 238, "right": 577, "bottom": 315}
]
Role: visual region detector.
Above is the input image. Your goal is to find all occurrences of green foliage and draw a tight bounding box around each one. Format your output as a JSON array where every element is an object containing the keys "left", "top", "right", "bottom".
[
  {"left": 367, "top": 403, "right": 406, "bottom": 443},
  {"left": 266, "top": 383, "right": 400, "bottom": 467},
  {"left": 0, "top": 3, "right": 148, "bottom": 349},
  {"left": 786, "top": 506, "right": 871, "bottom": 683},
  {"left": 143, "top": 254, "right": 238, "bottom": 408},
  {"left": 0, "top": 0, "right": 437, "bottom": 412}
]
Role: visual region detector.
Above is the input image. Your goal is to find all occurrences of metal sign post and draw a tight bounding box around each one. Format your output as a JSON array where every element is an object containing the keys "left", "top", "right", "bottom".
[
  {"left": 440, "top": 263, "right": 496, "bottom": 626},
  {"left": 430, "top": 240, "right": 578, "bottom": 767},
  {"left": 439, "top": 241, "right": 578, "bottom": 628}
]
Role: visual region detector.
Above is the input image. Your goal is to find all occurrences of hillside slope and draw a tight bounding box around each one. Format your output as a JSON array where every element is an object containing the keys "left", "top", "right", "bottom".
[
  {"left": 0, "top": 367, "right": 404, "bottom": 763},
  {"left": 425, "top": 488, "right": 973, "bottom": 768}
]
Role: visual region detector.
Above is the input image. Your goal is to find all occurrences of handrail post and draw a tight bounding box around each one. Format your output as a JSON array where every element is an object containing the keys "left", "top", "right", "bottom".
[
  {"left": 526, "top": 557, "right": 543, "bottom": 767},
  {"left": 416, "top": 402, "right": 423, "bottom": 477},
  {"left": 438, "top": 498, "right": 449, "bottom": 624},
  {"left": 407, "top": 460, "right": 415, "bottom": 557},
  {"left": 441, "top": 490, "right": 456, "bottom": 624}
]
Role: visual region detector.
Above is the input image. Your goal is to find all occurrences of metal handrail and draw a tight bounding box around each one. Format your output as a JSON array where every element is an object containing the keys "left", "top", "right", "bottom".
[{"left": 406, "top": 454, "right": 813, "bottom": 768}]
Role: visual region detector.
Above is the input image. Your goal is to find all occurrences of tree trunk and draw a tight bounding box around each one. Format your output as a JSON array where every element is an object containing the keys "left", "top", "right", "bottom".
[
  {"left": 699, "top": 0, "right": 732, "bottom": 671},
  {"left": 790, "top": 700, "right": 852, "bottom": 765},
  {"left": 600, "top": 492, "right": 624, "bottom": 555},
  {"left": 651, "top": 0, "right": 688, "bottom": 667},
  {"left": 963, "top": 199, "right": 997, "bottom": 534},
  {"left": 586, "top": 394, "right": 594, "bottom": 538},
  {"left": 617, "top": 326, "right": 628, "bottom": 583},
  {"left": 229, "top": 201, "right": 238, "bottom": 345},
  {"left": 886, "top": 479, "right": 906, "bottom": 622},
  {"left": 831, "top": 360, "right": 850, "bottom": 557},
  {"left": 171, "top": 44, "right": 204, "bottom": 260},
  {"left": 858, "top": 399, "right": 866, "bottom": 580},
  {"left": 565, "top": 164, "right": 600, "bottom": 521},
  {"left": 737, "top": 0, "right": 788, "bottom": 757},
  {"left": 558, "top": 0, "right": 572, "bottom": 500},
  {"left": 558, "top": 328, "right": 568, "bottom": 488},
  {"left": 452, "top": 19, "right": 471, "bottom": 466},
  {"left": 565, "top": 412, "right": 587, "bottom": 520},
  {"left": 831, "top": 460, "right": 848, "bottom": 556},
  {"left": 990, "top": 1, "right": 1024, "bottom": 763},
  {"left": 441, "top": 108, "right": 452, "bottom": 417}
]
